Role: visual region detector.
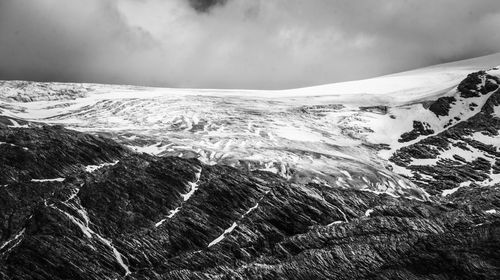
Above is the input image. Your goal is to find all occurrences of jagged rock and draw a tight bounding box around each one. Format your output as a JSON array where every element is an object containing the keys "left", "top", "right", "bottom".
[
  {"left": 398, "top": 121, "right": 435, "bottom": 143},
  {"left": 390, "top": 70, "right": 500, "bottom": 194},
  {"left": 429, "top": 96, "right": 456, "bottom": 116},
  {"left": 1, "top": 118, "right": 499, "bottom": 279}
]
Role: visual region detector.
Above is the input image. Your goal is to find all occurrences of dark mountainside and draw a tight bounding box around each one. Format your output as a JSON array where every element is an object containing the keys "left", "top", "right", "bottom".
[
  {"left": 1, "top": 70, "right": 500, "bottom": 279},
  {"left": 391, "top": 70, "right": 500, "bottom": 194}
]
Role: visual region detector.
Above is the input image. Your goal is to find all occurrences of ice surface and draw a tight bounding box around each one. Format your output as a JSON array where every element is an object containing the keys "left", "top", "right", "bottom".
[{"left": 2, "top": 53, "right": 499, "bottom": 199}]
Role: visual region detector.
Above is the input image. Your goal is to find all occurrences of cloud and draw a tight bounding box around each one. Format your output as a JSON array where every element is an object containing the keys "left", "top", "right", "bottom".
[
  {"left": 188, "top": 0, "right": 228, "bottom": 13},
  {"left": 0, "top": 0, "right": 499, "bottom": 89}
]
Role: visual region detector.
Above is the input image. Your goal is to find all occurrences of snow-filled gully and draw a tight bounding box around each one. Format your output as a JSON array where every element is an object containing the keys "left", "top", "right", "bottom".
[
  {"left": 208, "top": 190, "right": 270, "bottom": 248},
  {"left": 0, "top": 228, "right": 26, "bottom": 256},
  {"left": 85, "top": 160, "right": 119, "bottom": 173},
  {"left": 48, "top": 189, "right": 131, "bottom": 276},
  {"left": 155, "top": 167, "right": 202, "bottom": 228}
]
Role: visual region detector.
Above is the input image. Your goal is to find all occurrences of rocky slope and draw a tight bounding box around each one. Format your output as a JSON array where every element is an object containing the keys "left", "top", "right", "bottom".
[
  {"left": 390, "top": 69, "right": 500, "bottom": 195},
  {"left": 1, "top": 55, "right": 500, "bottom": 279},
  {"left": 0, "top": 116, "right": 499, "bottom": 279}
]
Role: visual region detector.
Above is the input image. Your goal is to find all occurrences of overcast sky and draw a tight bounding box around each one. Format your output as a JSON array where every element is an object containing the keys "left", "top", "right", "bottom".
[{"left": 1, "top": 0, "right": 499, "bottom": 89}]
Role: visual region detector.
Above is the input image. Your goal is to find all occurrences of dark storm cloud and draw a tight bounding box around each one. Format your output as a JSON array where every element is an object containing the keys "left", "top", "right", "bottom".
[
  {"left": 188, "top": 0, "right": 229, "bottom": 13},
  {"left": 0, "top": 0, "right": 500, "bottom": 89}
]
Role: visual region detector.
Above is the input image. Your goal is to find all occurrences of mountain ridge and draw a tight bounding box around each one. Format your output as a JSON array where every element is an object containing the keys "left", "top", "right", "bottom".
[{"left": 1, "top": 54, "right": 500, "bottom": 279}]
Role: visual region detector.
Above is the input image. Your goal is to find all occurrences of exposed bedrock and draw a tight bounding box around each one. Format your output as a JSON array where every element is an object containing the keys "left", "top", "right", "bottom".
[{"left": 1, "top": 119, "right": 499, "bottom": 279}]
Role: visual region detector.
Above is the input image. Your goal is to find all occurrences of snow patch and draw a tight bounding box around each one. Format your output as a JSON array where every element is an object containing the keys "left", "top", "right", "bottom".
[
  {"left": 360, "top": 188, "right": 400, "bottom": 198},
  {"left": 242, "top": 203, "right": 260, "bottom": 217},
  {"left": 485, "top": 209, "right": 497, "bottom": 214},
  {"left": 8, "top": 119, "right": 29, "bottom": 128},
  {"left": 0, "top": 228, "right": 25, "bottom": 253},
  {"left": 477, "top": 173, "right": 500, "bottom": 187},
  {"left": 127, "top": 142, "right": 171, "bottom": 155},
  {"left": 156, "top": 169, "right": 201, "bottom": 228},
  {"left": 181, "top": 168, "right": 202, "bottom": 202},
  {"left": 50, "top": 201, "right": 131, "bottom": 276},
  {"left": 31, "top": 178, "right": 65, "bottom": 182},
  {"left": 85, "top": 160, "right": 119, "bottom": 173},
  {"left": 442, "top": 181, "right": 471, "bottom": 197},
  {"left": 340, "top": 170, "right": 352, "bottom": 180},
  {"left": 467, "top": 132, "right": 500, "bottom": 147},
  {"left": 364, "top": 209, "right": 374, "bottom": 217},
  {"left": 493, "top": 105, "right": 500, "bottom": 118},
  {"left": 155, "top": 207, "right": 180, "bottom": 228},
  {"left": 0, "top": 141, "right": 29, "bottom": 150},
  {"left": 327, "top": 221, "right": 343, "bottom": 226},
  {"left": 208, "top": 222, "right": 237, "bottom": 248}
]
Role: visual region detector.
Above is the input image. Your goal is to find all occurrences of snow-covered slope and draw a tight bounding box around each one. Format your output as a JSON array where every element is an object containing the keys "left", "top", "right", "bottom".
[{"left": 1, "top": 52, "right": 500, "bottom": 198}]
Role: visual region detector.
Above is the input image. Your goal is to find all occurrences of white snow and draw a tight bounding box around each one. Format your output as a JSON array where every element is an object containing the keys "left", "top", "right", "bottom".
[
  {"left": 340, "top": 170, "right": 352, "bottom": 180},
  {"left": 208, "top": 222, "right": 237, "bottom": 248},
  {"left": 242, "top": 203, "right": 260, "bottom": 217},
  {"left": 359, "top": 188, "right": 400, "bottom": 198},
  {"left": 275, "top": 126, "right": 322, "bottom": 142},
  {"left": 167, "top": 207, "right": 181, "bottom": 218},
  {"left": 410, "top": 139, "right": 497, "bottom": 169},
  {"left": 2, "top": 53, "right": 500, "bottom": 202},
  {"left": 127, "top": 142, "right": 171, "bottom": 155},
  {"left": 85, "top": 160, "right": 119, "bottom": 173},
  {"left": 333, "top": 205, "right": 349, "bottom": 222},
  {"left": 485, "top": 209, "right": 497, "bottom": 214},
  {"left": 181, "top": 169, "right": 202, "bottom": 202},
  {"left": 364, "top": 209, "right": 374, "bottom": 217},
  {"left": 0, "top": 228, "right": 25, "bottom": 252},
  {"left": 154, "top": 207, "right": 180, "bottom": 228},
  {"left": 31, "top": 178, "right": 65, "bottom": 183},
  {"left": 182, "top": 181, "right": 199, "bottom": 201},
  {"left": 327, "top": 221, "right": 343, "bottom": 226},
  {"left": 50, "top": 201, "right": 131, "bottom": 276},
  {"left": 155, "top": 169, "right": 201, "bottom": 228},
  {"left": 467, "top": 132, "right": 500, "bottom": 147},
  {"left": 65, "top": 188, "right": 81, "bottom": 202},
  {"left": 154, "top": 219, "right": 166, "bottom": 227},
  {"left": 478, "top": 173, "right": 500, "bottom": 187},
  {"left": 389, "top": 164, "right": 413, "bottom": 177},
  {"left": 95, "top": 235, "right": 131, "bottom": 276},
  {"left": 8, "top": 119, "right": 29, "bottom": 128},
  {"left": 0, "top": 141, "right": 29, "bottom": 150},
  {"left": 492, "top": 105, "right": 500, "bottom": 118},
  {"left": 442, "top": 181, "right": 471, "bottom": 197},
  {"left": 207, "top": 196, "right": 266, "bottom": 247}
]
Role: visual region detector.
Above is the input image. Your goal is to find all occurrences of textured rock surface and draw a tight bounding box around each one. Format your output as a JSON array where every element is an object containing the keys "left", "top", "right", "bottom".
[
  {"left": 391, "top": 70, "right": 500, "bottom": 194},
  {"left": 1, "top": 117, "right": 499, "bottom": 279}
]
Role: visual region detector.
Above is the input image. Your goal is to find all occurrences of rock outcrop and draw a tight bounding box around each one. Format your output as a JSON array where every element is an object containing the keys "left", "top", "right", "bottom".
[
  {"left": 1, "top": 116, "right": 499, "bottom": 279},
  {"left": 391, "top": 70, "right": 500, "bottom": 195}
]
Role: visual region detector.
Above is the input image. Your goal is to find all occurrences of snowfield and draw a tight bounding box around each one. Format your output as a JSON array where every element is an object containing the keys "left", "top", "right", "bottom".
[{"left": 1, "top": 52, "right": 500, "bottom": 198}]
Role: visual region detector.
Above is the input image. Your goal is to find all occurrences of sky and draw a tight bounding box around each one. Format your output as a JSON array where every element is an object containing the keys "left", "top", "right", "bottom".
[{"left": 0, "top": 0, "right": 500, "bottom": 90}]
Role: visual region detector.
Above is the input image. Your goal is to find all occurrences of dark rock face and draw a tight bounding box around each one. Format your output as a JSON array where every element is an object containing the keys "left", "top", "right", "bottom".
[
  {"left": 0, "top": 116, "right": 128, "bottom": 184},
  {"left": 456, "top": 71, "right": 500, "bottom": 98},
  {"left": 359, "top": 106, "right": 388, "bottom": 114},
  {"left": 398, "top": 121, "right": 435, "bottom": 143},
  {"left": 1, "top": 114, "right": 499, "bottom": 279},
  {"left": 390, "top": 71, "right": 500, "bottom": 195},
  {"left": 429, "top": 96, "right": 456, "bottom": 116}
]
